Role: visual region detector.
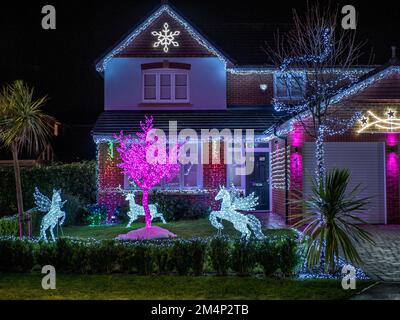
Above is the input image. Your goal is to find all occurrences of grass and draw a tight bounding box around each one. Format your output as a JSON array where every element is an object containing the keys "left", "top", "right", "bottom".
[
  {"left": 61, "top": 218, "right": 295, "bottom": 240},
  {"left": 0, "top": 273, "right": 371, "bottom": 300}
]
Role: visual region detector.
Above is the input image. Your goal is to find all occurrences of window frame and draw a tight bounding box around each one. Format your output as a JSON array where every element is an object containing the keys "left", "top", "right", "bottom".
[
  {"left": 142, "top": 69, "right": 190, "bottom": 103},
  {"left": 123, "top": 143, "right": 202, "bottom": 191},
  {"left": 273, "top": 72, "right": 306, "bottom": 99}
]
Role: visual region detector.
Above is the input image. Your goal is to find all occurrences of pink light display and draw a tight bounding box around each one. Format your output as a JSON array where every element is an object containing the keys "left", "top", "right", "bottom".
[{"left": 115, "top": 116, "right": 181, "bottom": 233}]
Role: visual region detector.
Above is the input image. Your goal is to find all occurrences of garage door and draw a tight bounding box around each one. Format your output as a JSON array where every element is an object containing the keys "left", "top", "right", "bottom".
[{"left": 302, "top": 142, "right": 386, "bottom": 224}]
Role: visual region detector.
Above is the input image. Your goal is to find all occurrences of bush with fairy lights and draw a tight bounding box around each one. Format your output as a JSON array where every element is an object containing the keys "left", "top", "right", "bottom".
[{"left": 84, "top": 204, "right": 107, "bottom": 226}]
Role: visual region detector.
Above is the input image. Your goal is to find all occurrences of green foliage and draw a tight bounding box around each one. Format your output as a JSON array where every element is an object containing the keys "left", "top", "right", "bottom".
[
  {"left": 294, "top": 168, "right": 375, "bottom": 273},
  {"left": 189, "top": 238, "right": 207, "bottom": 275},
  {"left": 0, "top": 161, "right": 96, "bottom": 218},
  {"left": 256, "top": 239, "right": 280, "bottom": 276},
  {"left": 209, "top": 236, "right": 231, "bottom": 276},
  {"left": 132, "top": 243, "right": 154, "bottom": 275},
  {"left": 84, "top": 205, "right": 107, "bottom": 226},
  {"left": 152, "top": 243, "right": 172, "bottom": 275},
  {"left": 63, "top": 194, "right": 87, "bottom": 226},
  {"left": 170, "top": 240, "right": 193, "bottom": 275},
  {"left": 277, "top": 238, "right": 300, "bottom": 276},
  {"left": 231, "top": 239, "right": 257, "bottom": 276},
  {"left": 0, "top": 236, "right": 299, "bottom": 277},
  {"left": 0, "top": 239, "right": 35, "bottom": 272},
  {"left": 0, "top": 215, "right": 18, "bottom": 236},
  {"left": 149, "top": 192, "right": 210, "bottom": 221}
]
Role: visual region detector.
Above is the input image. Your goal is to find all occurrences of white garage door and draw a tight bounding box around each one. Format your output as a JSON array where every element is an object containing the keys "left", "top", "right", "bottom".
[{"left": 302, "top": 142, "right": 386, "bottom": 224}]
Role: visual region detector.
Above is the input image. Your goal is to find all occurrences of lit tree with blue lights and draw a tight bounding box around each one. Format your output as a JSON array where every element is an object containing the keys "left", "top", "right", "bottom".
[{"left": 266, "top": 2, "right": 370, "bottom": 181}]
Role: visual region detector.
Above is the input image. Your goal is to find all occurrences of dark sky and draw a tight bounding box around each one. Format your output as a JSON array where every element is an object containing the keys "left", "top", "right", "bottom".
[{"left": 0, "top": 0, "right": 399, "bottom": 160}]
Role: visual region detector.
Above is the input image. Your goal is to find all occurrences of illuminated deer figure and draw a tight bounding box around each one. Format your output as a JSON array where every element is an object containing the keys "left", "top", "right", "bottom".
[
  {"left": 34, "top": 187, "right": 67, "bottom": 241},
  {"left": 209, "top": 185, "right": 265, "bottom": 240},
  {"left": 125, "top": 192, "right": 166, "bottom": 227}
]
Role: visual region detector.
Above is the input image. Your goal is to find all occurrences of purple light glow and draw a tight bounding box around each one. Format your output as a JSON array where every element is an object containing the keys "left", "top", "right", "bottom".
[
  {"left": 386, "top": 133, "right": 398, "bottom": 147},
  {"left": 291, "top": 124, "right": 303, "bottom": 147},
  {"left": 290, "top": 153, "right": 303, "bottom": 180},
  {"left": 386, "top": 152, "right": 399, "bottom": 178}
]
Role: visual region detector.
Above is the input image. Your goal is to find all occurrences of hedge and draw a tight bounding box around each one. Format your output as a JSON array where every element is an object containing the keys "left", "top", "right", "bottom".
[
  {"left": 0, "top": 161, "right": 96, "bottom": 218},
  {"left": 0, "top": 215, "right": 18, "bottom": 236},
  {"left": 0, "top": 236, "right": 300, "bottom": 277}
]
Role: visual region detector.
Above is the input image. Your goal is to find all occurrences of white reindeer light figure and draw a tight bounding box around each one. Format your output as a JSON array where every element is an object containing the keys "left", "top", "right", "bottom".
[
  {"left": 209, "top": 185, "right": 265, "bottom": 240},
  {"left": 34, "top": 187, "right": 67, "bottom": 241},
  {"left": 125, "top": 192, "right": 166, "bottom": 227}
]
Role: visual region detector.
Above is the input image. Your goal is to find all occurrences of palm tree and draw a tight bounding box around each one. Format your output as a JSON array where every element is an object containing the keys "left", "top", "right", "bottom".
[
  {"left": 294, "top": 168, "right": 375, "bottom": 273},
  {"left": 0, "top": 80, "right": 54, "bottom": 238}
]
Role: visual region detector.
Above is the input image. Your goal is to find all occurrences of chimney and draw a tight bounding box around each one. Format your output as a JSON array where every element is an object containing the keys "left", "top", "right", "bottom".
[{"left": 390, "top": 46, "right": 398, "bottom": 64}]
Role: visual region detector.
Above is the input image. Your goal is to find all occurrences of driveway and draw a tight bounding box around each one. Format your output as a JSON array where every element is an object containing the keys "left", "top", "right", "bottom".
[{"left": 355, "top": 225, "right": 400, "bottom": 282}]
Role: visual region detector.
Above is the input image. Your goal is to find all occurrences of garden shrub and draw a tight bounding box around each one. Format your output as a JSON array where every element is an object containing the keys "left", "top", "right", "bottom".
[
  {"left": 152, "top": 243, "right": 172, "bottom": 275},
  {"left": 0, "top": 215, "right": 18, "bottom": 236},
  {"left": 132, "top": 243, "right": 154, "bottom": 275},
  {"left": 149, "top": 192, "right": 210, "bottom": 221},
  {"left": 189, "top": 238, "right": 207, "bottom": 275},
  {"left": 36, "top": 241, "right": 59, "bottom": 269},
  {"left": 84, "top": 204, "right": 108, "bottom": 226},
  {"left": 209, "top": 236, "right": 231, "bottom": 276},
  {"left": 277, "top": 238, "right": 300, "bottom": 276},
  {"left": 62, "top": 194, "right": 87, "bottom": 226},
  {"left": 0, "top": 235, "right": 299, "bottom": 277},
  {"left": 117, "top": 243, "right": 136, "bottom": 273},
  {"left": 0, "top": 239, "right": 34, "bottom": 272},
  {"left": 231, "top": 239, "right": 257, "bottom": 276},
  {"left": 0, "top": 161, "right": 96, "bottom": 218},
  {"left": 256, "top": 239, "right": 280, "bottom": 276},
  {"left": 170, "top": 240, "right": 193, "bottom": 275}
]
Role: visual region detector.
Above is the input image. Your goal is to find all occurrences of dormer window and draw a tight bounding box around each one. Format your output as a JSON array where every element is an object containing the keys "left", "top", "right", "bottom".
[
  {"left": 274, "top": 73, "right": 306, "bottom": 99},
  {"left": 142, "top": 62, "right": 190, "bottom": 103}
]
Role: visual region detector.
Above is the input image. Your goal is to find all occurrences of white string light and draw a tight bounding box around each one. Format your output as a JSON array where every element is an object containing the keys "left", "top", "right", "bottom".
[
  {"left": 34, "top": 187, "right": 67, "bottom": 242},
  {"left": 209, "top": 185, "right": 265, "bottom": 240},
  {"left": 358, "top": 109, "right": 400, "bottom": 133}
]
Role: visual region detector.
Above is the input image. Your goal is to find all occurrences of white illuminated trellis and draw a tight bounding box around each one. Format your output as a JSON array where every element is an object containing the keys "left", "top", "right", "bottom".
[
  {"left": 34, "top": 187, "right": 67, "bottom": 241},
  {"left": 358, "top": 109, "right": 400, "bottom": 133},
  {"left": 209, "top": 185, "right": 265, "bottom": 240},
  {"left": 152, "top": 22, "right": 180, "bottom": 53}
]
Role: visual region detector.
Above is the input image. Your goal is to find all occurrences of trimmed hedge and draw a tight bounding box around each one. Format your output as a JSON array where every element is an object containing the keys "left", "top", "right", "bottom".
[
  {"left": 0, "top": 236, "right": 300, "bottom": 276},
  {"left": 0, "top": 215, "right": 18, "bottom": 236},
  {"left": 0, "top": 161, "right": 96, "bottom": 218}
]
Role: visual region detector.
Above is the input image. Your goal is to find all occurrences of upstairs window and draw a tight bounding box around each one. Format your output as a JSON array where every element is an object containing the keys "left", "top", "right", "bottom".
[
  {"left": 143, "top": 70, "right": 189, "bottom": 103},
  {"left": 274, "top": 73, "right": 306, "bottom": 99}
]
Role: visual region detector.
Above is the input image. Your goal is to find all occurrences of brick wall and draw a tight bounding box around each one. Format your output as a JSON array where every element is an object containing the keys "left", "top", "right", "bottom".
[
  {"left": 97, "top": 141, "right": 227, "bottom": 215},
  {"left": 227, "top": 73, "right": 273, "bottom": 105},
  {"left": 97, "top": 142, "right": 124, "bottom": 219}
]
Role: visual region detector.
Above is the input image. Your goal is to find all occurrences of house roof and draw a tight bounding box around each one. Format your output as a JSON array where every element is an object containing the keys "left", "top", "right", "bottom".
[
  {"left": 274, "top": 61, "right": 400, "bottom": 135},
  {"left": 95, "top": 4, "right": 235, "bottom": 72},
  {"left": 92, "top": 106, "right": 286, "bottom": 139}
]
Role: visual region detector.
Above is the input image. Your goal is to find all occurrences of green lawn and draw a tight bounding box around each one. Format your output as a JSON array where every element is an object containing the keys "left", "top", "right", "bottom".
[
  {"left": 61, "top": 218, "right": 295, "bottom": 240},
  {"left": 0, "top": 273, "right": 371, "bottom": 300}
]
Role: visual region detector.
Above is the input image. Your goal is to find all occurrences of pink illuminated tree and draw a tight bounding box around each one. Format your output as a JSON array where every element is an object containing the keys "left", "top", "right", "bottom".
[{"left": 115, "top": 116, "right": 180, "bottom": 230}]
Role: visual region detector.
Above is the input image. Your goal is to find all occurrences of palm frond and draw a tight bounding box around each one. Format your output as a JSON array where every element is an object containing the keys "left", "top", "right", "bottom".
[{"left": 294, "top": 168, "right": 375, "bottom": 273}]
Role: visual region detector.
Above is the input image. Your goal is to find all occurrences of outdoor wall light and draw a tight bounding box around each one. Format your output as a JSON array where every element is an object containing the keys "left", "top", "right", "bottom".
[{"left": 259, "top": 83, "right": 268, "bottom": 92}]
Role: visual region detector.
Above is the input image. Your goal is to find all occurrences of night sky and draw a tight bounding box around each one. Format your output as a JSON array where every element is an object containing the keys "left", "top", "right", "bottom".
[{"left": 0, "top": 0, "right": 399, "bottom": 161}]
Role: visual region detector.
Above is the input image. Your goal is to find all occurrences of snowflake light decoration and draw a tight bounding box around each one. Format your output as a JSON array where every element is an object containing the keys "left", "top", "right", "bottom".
[{"left": 152, "top": 22, "right": 180, "bottom": 52}]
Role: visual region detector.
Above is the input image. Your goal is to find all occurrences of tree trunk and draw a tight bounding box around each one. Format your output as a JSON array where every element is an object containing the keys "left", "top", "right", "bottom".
[
  {"left": 142, "top": 189, "right": 152, "bottom": 229},
  {"left": 11, "top": 144, "right": 24, "bottom": 239},
  {"left": 315, "top": 128, "right": 326, "bottom": 184}
]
